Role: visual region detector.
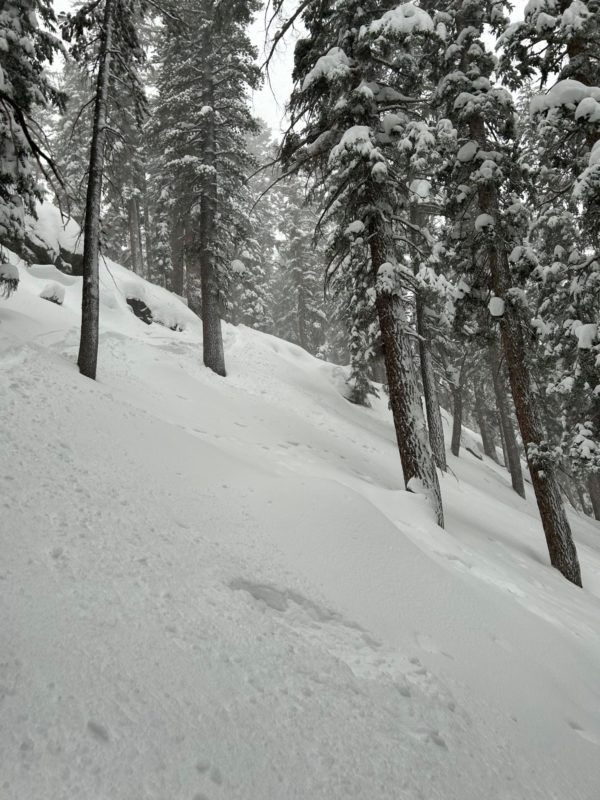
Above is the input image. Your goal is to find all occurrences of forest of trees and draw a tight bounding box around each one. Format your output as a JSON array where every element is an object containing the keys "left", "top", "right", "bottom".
[{"left": 1, "top": 0, "right": 599, "bottom": 586}]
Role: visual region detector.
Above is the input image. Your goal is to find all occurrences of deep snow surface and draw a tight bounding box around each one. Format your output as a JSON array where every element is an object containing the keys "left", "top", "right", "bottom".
[{"left": 1, "top": 242, "right": 600, "bottom": 799}]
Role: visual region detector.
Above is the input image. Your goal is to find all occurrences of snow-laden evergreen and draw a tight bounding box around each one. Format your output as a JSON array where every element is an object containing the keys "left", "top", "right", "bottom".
[
  {"left": 0, "top": 1, "right": 63, "bottom": 249},
  {"left": 281, "top": 0, "right": 444, "bottom": 526}
]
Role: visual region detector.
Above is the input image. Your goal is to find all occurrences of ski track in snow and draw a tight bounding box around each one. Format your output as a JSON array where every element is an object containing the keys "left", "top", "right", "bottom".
[{"left": 2, "top": 257, "right": 600, "bottom": 799}]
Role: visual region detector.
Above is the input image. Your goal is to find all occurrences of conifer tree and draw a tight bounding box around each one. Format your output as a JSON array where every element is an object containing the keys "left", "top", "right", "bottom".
[
  {"left": 0, "top": 0, "right": 63, "bottom": 259},
  {"left": 63, "top": 0, "right": 148, "bottom": 380},
  {"left": 502, "top": 2, "right": 600, "bottom": 519},
  {"left": 150, "top": 0, "right": 261, "bottom": 376},
  {"left": 281, "top": 0, "right": 445, "bottom": 525},
  {"left": 273, "top": 193, "right": 327, "bottom": 355},
  {"left": 432, "top": 0, "right": 581, "bottom": 584}
]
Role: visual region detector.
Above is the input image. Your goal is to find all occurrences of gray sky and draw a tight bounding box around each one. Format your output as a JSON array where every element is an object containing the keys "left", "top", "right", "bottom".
[
  {"left": 53, "top": 0, "right": 528, "bottom": 134},
  {"left": 53, "top": 0, "right": 294, "bottom": 134}
]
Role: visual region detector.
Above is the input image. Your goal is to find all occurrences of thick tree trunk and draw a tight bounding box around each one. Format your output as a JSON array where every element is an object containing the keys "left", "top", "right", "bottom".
[
  {"left": 371, "top": 231, "right": 444, "bottom": 527},
  {"left": 474, "top": 380, "right": 499, "bottom": 462},
  {"left": 199, "top": 74, "right": 225, "bottom": 376},
  {"left": 417, "top": 301, "right": 447, "bottom": 471},
  {"left": 127, "top": 194, "right": 144, "bottom": 275},
  {"left": 488, "top": 338, "right": 526, "bottom": 498},
  {"left": 77, "top": 0, "right": 114, "bottom": 380},
  {"left": 588, "top": 473, "right": 600, "bottom": 521}
]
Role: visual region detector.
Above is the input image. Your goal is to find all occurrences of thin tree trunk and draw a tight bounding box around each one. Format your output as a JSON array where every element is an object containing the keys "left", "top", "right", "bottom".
[
  {"left": 560, "top": 477, "right": 578, "bottom": 511},
  {"left": 588, "top": 473, "right": 600, "bottom": 521},
  {"left": 488, "top": 338, "right": 526, "bottom": 498},
  {"left": 169, "top": 216, "right": 185, "bottom": 295},
  {"left": 298, "top": 284, "right": 308, "bottom": 351},
  {"left": 417, "top": 301, "right": 447, "bottom": 471},
  {"left": 474, "top": 380, "right": 499, "bottom": 462},
  {"left": 577, "top": 349, "right": 600, "bottom": 521},
  {"left": 576, "top": 484, "right": 589, "bottom": 515},
  {"left": 371, "top": 231, "right": 444, "bottom": 527},
  {"left": 411, "top": 205, "right": 446, "bottom": 471},
  {"left": 142, "top": 173, "right": 153, "bottom": 279},
  {"left": 372, "top": 353, "right": 387, "bottom": 384},
  {"left": 77, "top": 0, "right": 114, "bottom": 380},
  {"left": 498, "top": 411, "right": 508, "bottom": 467},
  {"left": 127, "top": 194, "right": 143, "bottom": 275},
  {"left": 199, "top": 69, "right": 225, "bottom": 376},
  {"left": 450, "top": 382, "right": 462, "bottom": 458}
]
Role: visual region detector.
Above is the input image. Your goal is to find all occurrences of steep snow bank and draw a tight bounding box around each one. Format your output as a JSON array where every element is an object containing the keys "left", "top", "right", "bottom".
[{"left": 1, "top": 247, "right": 600, "bottom": 800}]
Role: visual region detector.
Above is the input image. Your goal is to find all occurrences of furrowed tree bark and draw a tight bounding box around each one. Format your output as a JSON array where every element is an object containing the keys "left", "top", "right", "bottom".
[
  {"left": 488, "top": 339, "right": 525, "bottom": 497},
  {"left": 199, "top": 57, "right": 225, "bottom": 376},
  {"left": 77, "top": 0, "right": 114, "bottom": 380},
  {"left": 474, "top": 380, "right": 499, "bottom": 462},
  {"left": 371, "top": 230, "right": 444, "bottom": 527}
]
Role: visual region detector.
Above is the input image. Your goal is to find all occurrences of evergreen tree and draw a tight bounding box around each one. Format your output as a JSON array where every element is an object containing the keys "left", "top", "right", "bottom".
[
  {"left": 431, "top": 0, "right": 581, "bottom": 584},
  {"left": 0, "top": 0, "right": 63, "bottom": 259},
  {"left": 49, "top": 59, "right": 91, "bottom": 225},
  {"left": 273, "top": 189, "right": 327, "bottom": 355},
  {"left": 281, "top": 0, "right": 445, "bottom": 526},
  {"left": 502, "top": 3, "right": 600, "bottom": 518},
  {"left": 63, "top": 0, "right": 148, "bottom": 380},
  {"left": 149, "top": 0, "right": 261, "bottom": 376}
]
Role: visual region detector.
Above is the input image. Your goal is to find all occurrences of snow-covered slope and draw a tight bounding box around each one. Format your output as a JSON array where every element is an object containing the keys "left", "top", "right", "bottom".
[{"left": 1, "top": 248, "right": 600, "bottom": 800}]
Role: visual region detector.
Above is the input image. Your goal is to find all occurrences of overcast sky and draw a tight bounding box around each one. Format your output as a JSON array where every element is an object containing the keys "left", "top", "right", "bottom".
[
  {"left": 52, "top": 1, "right": 528, "bottom": 135},
  {"left": 53, "top": 0, "right": 294, "bottom": 134}
]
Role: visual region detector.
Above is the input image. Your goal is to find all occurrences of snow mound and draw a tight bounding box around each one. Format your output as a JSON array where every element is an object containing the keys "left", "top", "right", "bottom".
[
  {"left": 39, "top": 281, "right": 65, "bottom": 305},
  {"left": 1, "top": 218, "right": 600, "bottom": 800}
]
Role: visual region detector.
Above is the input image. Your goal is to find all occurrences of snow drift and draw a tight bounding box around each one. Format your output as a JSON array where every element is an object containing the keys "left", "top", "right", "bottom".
[{"left": 1, "top": 226, "right": 600, "bottom": 800}]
